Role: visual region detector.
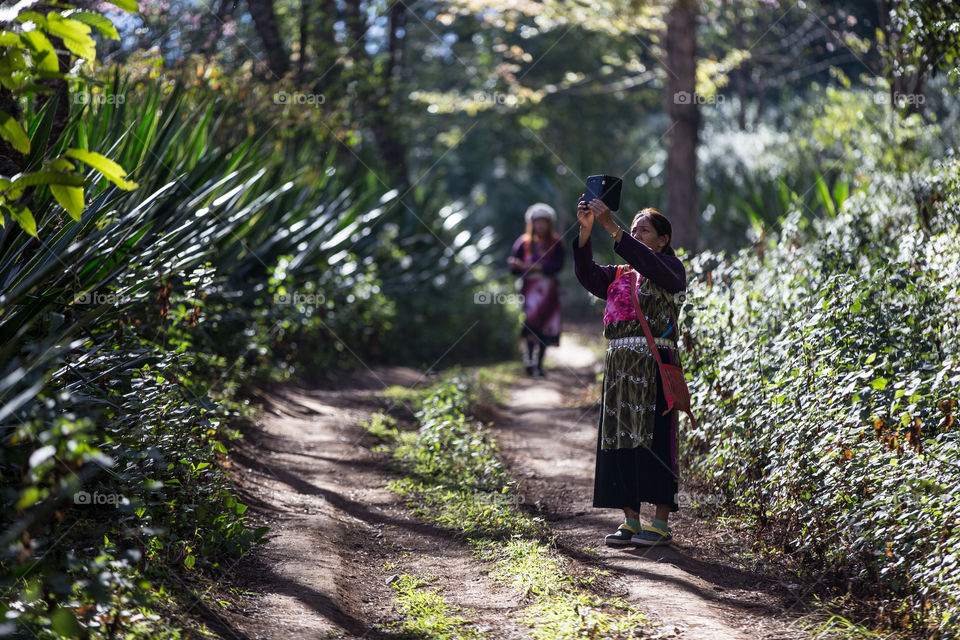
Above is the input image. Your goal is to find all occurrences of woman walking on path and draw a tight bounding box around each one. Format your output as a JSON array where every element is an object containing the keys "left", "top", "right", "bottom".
[
  {"left": 571, "top": 196, "right": 686, "bottom": 547},
  {"left": 508, "top": 203, "right": 565, "bottom": 377}
]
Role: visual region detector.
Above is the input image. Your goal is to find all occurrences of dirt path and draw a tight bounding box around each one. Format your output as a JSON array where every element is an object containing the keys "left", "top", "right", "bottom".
[
  {"left": 208, "top": 331, "right": 816, "bottom": 640},
  {"left": 492, "top": 332, "right": 809, "bottom": 640}
]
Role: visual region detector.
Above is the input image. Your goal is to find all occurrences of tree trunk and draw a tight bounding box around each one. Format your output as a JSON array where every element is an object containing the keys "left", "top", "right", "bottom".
[
  {"left": 311, "top": 0, "right": 339, "bottom": 95},
  {"left": 350, "top": 0, "right": 409, "bottom": 189},
  {"left": 664, "top": 0, "right": 699, "bottom": 252},
  {"left": 343, "top": 0, "right": 366, "bottom": 55},
  {"left": 298, "top": 0, "right": 310, "bottom": 82},
  {"left": 0, "top": 86, "right": 25, "bottom": 178},
  {"left": 892, "top": 71, "right": 925, "bottom": 116},
  {"left": 343, "top": 0, "right": 367, "bottom": 124},
  {"left": 372, "top": 0, "right": 410, "bottom": 189},
  {"left": 247, "top": 0, "right": 289, "bottom": 80}
]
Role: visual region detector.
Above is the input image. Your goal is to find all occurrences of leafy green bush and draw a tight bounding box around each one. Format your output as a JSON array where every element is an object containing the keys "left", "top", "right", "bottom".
[
  {"left": 0, "top": 0, "right": 139, "bottom": 234},
  {"left": 1, "top": 65, "right": 514, "bottom": 640},
  {"left": 683, "top": 157, "right": 960, "bottom": 637},
  {"left": 400, "top": 380, "right": 508, "bottom": 489}
]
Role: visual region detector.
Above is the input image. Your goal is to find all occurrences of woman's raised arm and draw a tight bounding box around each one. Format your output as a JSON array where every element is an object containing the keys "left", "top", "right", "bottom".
[
  {"left": 572, "top": 235, "right": 618, "bottom": 300},
  {"left": 613, "top": 232, "right": 686, "bottom": 293}
]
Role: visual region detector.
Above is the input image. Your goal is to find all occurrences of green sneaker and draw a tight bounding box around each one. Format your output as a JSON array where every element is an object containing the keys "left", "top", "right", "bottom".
[
  {"left": 604, "top": 523, "right": 639, "bottom": 547},
  {"left": 631, "top": 524, "right": 672, "bottom": 547}
]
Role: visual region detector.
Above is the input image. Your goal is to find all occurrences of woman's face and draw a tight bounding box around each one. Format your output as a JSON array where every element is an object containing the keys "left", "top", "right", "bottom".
[
  {"left": 532, "top": 218, "right": 550, "bottom": 236},
  {"left": 630, "top": 215, "right": 668, "bottom": 252}
]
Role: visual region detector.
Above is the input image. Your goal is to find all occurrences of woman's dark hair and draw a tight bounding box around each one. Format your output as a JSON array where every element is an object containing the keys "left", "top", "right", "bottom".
[{"left": 631, "top": 207, "right": 675, "bottom": 256}]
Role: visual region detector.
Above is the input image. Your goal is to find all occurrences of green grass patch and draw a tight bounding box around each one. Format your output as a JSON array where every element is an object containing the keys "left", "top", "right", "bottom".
[
  {"left": 375, "top": 363, "right": 521, "bottom": 417},
  {"left": 380, "top": 385, "right": 430, "bottom": 413},
  {"left": 388, "top": 477, "right": 541, "bottom": 539},
  {"left": 369, "top": 373, "right": 661, "bottom": 639},
  {"left": 471, "top": 538, "right": 661, "bottom": 639},
  {"left": 522, "top": 592, "right": 658, "bottom": 640},
  {"left": 388, "top": 574, "right": 487, "bottom": 640},
  {"left": 362, "top": 372, "right": 545, "bottom": 540},
  {"left": 363, "top": 412, "right": 401, "bottom": 442},
  {"left": 467, "top": 362, "right": 523, "bottom": 407},
  {"left": 471, "top": 538, "right": 571, "bottom": 598}
]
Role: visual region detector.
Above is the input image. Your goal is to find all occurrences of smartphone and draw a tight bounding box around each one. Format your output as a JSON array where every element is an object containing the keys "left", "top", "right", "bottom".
[{"left": 582, "top": 174, "right": 622, "bottom": 211}]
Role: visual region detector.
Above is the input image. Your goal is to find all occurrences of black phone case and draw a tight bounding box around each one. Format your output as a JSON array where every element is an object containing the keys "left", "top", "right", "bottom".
[{"left": 584, "top": 174, "right": 622, "bottom": 211}]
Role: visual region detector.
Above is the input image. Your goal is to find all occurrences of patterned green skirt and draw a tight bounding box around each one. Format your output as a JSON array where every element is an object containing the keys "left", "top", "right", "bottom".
[{"left": 600, "top": 319, "right": 675, "bottom": 450}]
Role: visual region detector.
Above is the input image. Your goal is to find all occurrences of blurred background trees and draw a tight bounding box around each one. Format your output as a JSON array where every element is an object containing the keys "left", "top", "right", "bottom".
[{"left": 93, "top": 0, "right": 954, "bottom": 260}]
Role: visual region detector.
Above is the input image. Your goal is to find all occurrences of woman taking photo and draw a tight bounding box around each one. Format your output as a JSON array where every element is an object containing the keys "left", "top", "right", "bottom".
[
  {"left": 507, "top": 203, "right": 565, "bottom": 377},
  {"left": 572, "top": 197, "right": 686, "bottom": 547}
]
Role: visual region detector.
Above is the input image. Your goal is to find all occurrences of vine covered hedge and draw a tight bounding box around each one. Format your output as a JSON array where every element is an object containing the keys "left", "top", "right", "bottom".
[{"left": 683, "top": 158, "right": 960, "bottom": 637}]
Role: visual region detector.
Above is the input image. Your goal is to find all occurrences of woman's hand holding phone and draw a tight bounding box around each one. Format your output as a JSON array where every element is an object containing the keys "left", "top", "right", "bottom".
[
  {"left": 588, "top": 199, "right": 622, "bottom": 241},
  {"left": 588, "top": 198, "right": 612, "bottom": 227},
  {"left": 577, "top": 195, "right": 594, "bottom": 248},
  {"left": 577, "top": 195, "right": 593, "bottom": 231}
]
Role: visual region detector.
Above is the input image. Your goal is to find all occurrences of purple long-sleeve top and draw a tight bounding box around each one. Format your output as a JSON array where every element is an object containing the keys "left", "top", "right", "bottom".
[
  {"left": 510, "top": 235, "right": 565, "bottom": 277},
  {"left": 571, "top": 231, "right": 686, "bottom": 299}
]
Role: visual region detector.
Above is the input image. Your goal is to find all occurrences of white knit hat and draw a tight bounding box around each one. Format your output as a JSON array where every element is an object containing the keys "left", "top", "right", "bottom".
[{"left": 524, "top": 202, "right": 556, "bottom": 224}]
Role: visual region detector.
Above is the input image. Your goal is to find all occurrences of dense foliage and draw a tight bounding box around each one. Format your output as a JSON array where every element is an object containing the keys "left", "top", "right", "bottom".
[
  {"left": 683, "top": 97, "right": 960, "bottom": 636},
  {"left": 1, "top": 3, "right": 515, "bottom": 636}
]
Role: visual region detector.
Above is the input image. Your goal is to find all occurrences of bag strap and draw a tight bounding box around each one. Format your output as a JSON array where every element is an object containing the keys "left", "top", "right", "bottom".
[
  {"left": 627, "top": 270, "right": 698, "bottom": 426},
  {"left": 627, "top": 271, "right": 666, "bottom": 369}
]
